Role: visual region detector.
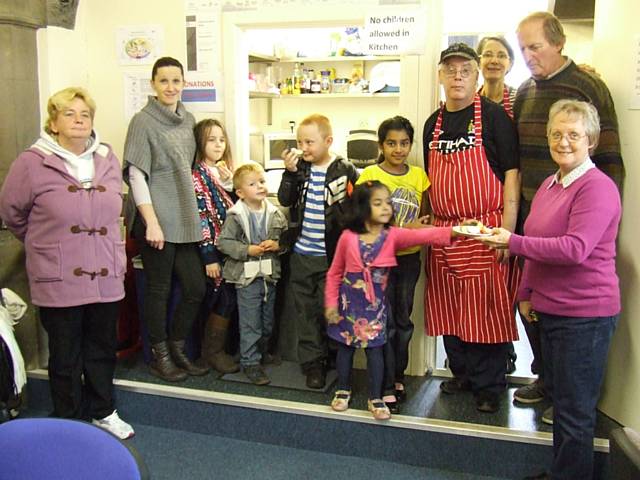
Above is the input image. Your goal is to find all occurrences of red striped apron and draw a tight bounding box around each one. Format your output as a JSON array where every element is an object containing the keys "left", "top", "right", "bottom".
[
  {"left": 425, "top": 95, "right": 518, "bottom": 343},
  {"left": 478, "top": 85, "right": 513, "bottom": 119}
]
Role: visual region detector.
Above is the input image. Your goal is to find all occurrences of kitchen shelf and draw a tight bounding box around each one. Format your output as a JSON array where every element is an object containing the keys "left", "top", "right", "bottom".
[
  {"left": 277, "top": 92, "right": 399, "bottom": 98},
  {"left": 249, "top": 53, "right": 280, "bottom": 63},
  {"left": 249, "top": 91, "right": 280, "bottom": 99},
  {"left": 278, "top": 55, "right": 400, "bottom": 63}
]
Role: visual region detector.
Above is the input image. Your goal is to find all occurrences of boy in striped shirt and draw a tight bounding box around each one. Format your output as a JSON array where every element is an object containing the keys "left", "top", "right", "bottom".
[{"left": 279, "top": 114, "right": 359, "bottom": 388}]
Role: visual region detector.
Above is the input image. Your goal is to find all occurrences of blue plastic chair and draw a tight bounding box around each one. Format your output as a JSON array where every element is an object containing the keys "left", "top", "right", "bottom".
[{"left": 0, "top": 418, "right": 148, "bottom": 480}]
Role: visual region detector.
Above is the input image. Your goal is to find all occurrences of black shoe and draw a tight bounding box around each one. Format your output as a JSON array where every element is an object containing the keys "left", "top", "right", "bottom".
[
  {"left": 440, "top": 378, "right": 471, "bottom": 394},
  {"left": 243, "top": 365, "right": 270, "bottom": 386},
  {"left": 395, "top": 383, "right": 407, "bottom": 403},
  {"left": 382, "top": 394, "right": 399, "bottom": 414},
  {"left": 306, "top": 364, "right": 326, "bottom": 389},
  {"left": 475, "top": 392, "right": 500, "bottom": 413}
]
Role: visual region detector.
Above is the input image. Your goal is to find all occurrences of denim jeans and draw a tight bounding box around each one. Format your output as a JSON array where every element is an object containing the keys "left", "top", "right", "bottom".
[
  {"left": 539, "top": 312, "right": 618, "bottom": 480},
  {"left": 383, "top": 252, "right": 421, "bottom": 394},
  {"left": 236, "top": 279, "right": 276, "bottom": 366}
]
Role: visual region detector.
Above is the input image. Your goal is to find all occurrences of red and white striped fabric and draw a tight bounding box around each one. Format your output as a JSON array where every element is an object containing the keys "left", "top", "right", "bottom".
[{"left": 425, "top": 94, "right": 518, "bottom": 343}]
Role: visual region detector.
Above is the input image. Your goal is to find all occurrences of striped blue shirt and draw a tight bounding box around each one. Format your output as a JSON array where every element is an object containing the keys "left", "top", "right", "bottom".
[{"left": 294, "top": 166, "right": 327, "bottom": 256}]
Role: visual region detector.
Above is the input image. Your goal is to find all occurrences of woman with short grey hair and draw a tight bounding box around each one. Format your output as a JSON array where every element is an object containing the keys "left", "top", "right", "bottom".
[{"left": 481, "top": 99, "right": 621, "bottom": 480}]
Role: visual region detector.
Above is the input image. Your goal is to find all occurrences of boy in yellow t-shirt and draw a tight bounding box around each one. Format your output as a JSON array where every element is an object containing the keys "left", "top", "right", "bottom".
[{"left": 356, "top": 116, "right": 430, "bottom": 413}]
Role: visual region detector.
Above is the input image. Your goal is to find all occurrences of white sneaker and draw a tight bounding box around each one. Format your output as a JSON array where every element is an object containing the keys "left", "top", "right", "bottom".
[{"left": 92, "top": 410, "right": 135, "bottom": 439}]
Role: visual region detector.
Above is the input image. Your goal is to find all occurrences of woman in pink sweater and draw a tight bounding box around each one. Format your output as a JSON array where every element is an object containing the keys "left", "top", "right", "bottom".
[
  {"left": 324, "top": 181, "right": 456, "bottom": 420},
  {"left": 481, "top": 100, "right": 621, "bottom": 480}
]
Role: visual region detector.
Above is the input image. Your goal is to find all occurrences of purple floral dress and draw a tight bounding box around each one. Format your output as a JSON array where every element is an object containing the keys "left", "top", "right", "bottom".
[{"left": 327, "top": 230, "right": 390, "bottom": 349}]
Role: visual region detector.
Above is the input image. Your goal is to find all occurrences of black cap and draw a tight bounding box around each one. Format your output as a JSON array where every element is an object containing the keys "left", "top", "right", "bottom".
[{"left": 439, "top": 43, "right": 480, "bottom": 64}]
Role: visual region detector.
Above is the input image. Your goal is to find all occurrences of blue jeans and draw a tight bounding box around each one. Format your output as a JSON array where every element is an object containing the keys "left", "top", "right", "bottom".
[
  {"left": 539, "top": 312, "right": 618, "bottom": 480},
  {"left": 236, "top": 279, "right": 276, "bottom": 367}
]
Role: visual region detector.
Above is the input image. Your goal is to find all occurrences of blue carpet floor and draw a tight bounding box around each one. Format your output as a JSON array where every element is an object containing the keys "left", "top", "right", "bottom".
[{"left": 127, "top": 422, "right": 509, "bottom": 480}]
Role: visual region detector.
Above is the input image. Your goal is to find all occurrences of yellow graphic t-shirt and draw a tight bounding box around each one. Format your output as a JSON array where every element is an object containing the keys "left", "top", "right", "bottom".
[{"left": 357, "top": 164, "right": 430, "bottom": 255}]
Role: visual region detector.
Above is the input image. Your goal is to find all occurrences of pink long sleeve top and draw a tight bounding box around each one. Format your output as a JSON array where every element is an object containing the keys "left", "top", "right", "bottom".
[
  {"left": 325, "top": 226, "right": 453, "bottom": 309},
  {"left": 509, "top": 167, "right": 621, "bottom": 317}
]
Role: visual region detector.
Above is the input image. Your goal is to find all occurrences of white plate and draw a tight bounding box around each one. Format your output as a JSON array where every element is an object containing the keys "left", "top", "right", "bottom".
[{"left": 452, "top": 226, "right": 493, "bottom": 238}]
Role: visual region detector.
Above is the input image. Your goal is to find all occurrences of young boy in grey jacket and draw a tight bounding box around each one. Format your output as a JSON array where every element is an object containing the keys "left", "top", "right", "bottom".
[{"left": 217, "top": 163, "right": 288, "bottom": 385}]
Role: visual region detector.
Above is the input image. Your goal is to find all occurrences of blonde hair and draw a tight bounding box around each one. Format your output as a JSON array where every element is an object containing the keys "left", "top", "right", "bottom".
[
  {"left": 233, "top": 162, "right": 264, "bottom": 191},
  {"left": 518, "top": 11, "right": 566, "bottom": 48},
  {"left": 547, "top": 99, "right": 601, "bottom": 151},
  {"left": 44, "top": 87, "right": 96, "bottom": 135},
  {"left": 299, "top": 114, "right": 333, "bottom": 138}
]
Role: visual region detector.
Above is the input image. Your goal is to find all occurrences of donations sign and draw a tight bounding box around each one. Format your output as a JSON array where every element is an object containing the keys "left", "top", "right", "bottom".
[{"left": 365, "top": 8, "right": 426, "bottom": 55}]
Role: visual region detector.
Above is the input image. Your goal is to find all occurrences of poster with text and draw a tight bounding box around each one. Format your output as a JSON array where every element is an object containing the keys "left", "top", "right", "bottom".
[{"left": 364, "top": 7, "right": 426, "bottom": 56}]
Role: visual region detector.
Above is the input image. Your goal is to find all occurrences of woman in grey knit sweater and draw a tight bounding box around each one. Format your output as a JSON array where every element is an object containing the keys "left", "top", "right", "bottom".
[{"left": 123, "top": 57, "right": 208, "bottom": 381}]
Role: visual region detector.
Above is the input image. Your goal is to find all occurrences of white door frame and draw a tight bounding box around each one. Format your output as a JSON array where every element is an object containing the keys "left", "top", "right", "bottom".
[{"left": 221, "top": 1, "right": 443, "bottom": 377}]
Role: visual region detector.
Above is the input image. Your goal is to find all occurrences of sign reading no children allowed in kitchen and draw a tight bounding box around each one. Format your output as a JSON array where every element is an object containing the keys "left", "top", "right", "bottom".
[{"left": 365, "top": 7, "right": 426, "bottom": 55}]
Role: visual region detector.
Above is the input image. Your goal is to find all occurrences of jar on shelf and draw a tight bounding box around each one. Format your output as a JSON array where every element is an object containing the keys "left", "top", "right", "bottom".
[
  {"left": 310, "top": 77, "right": 321, "bottom": 94},
  {"left": 320, "top": 70, "right": 331, "bottom": 93},
  {"left": 332, "top": 78, "right": 349, "bottom": 94}
]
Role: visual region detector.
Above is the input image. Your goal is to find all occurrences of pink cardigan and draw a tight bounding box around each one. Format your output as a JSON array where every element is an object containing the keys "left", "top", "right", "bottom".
[{"left": 325, "top": 226, "right": 453, "bottom": 308}]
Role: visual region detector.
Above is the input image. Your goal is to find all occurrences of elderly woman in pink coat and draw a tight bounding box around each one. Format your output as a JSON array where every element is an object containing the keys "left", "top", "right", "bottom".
[{"left": 0, "top": 87, "right": 134, "bottom": 439}]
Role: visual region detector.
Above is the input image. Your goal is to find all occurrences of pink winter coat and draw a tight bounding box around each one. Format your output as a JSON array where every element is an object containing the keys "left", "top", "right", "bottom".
[
  {"left": 325, "top": 226, "right": 453, "bottom": 309},
  {"left": 0, "top": 144, "right": 126, "bottom": 307}
]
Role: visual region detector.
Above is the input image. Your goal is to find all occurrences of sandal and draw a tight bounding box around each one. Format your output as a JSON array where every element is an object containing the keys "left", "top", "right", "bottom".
[
  {"left": 331, "top": 390, "right": 351, "bottom": 412},
  {"left": 368, "top": 399, "right": 391, "bottom": 420},
  {"left": 382, "top": 395, "right": 399, "bottom": 414},
  {"left": 395, "top": 383, "right": 406, "bottom": 403}
]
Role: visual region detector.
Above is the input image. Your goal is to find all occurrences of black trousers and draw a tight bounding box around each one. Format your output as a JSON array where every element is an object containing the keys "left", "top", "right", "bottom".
[
  {"left": 443, "top": 335, "right": 509, "bottom": 396},
  {"left": 289, "top": 253, "right": 328, "bottom": 367},
  {"left": 40, "top": 302, "right": 119, "bottom": 420},
  {"left": 134, "top": 221, "right": 206, "bottom": 344},
  {"left": 383, "top": 252, "right": 421, "bottom": 394}
]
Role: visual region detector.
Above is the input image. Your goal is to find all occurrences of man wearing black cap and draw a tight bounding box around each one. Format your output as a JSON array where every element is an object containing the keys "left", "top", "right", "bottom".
[{"left": 422, "top": 43, "right": 521, "bottom": 413}]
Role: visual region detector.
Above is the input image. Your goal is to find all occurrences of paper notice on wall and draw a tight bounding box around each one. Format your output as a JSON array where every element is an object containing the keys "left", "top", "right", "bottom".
[
  {"left": 629, "top": 35, "right": 640, "bottom": 109},
  {"left": 183, "top": 70, "right": 224, "bottom": 112},
  {"left": 123, "top": 72, "right": 155, "bottom": 122},
  {"left": 185, "top": 0, "right": 221, "bottom": 73},
  {"left": 364, "top": 7, "right": 426, "bottom": 56},
  {"left": 116, "top": 25, "right": 165, "bottom": 66}
]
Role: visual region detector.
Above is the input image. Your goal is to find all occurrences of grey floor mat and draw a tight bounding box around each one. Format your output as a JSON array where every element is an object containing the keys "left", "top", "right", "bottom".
[{"left": 221, "top": 360, "right": 337, "bottom": 392}]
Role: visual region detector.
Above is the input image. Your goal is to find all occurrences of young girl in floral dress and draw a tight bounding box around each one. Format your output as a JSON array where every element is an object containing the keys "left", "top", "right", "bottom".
[{"left": 324, "top": 181, "right": 457, "bottom": 420}]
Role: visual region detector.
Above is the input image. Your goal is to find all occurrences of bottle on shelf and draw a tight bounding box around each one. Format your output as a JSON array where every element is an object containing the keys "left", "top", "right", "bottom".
[
  {"left": 320, "top": 70, "right": 331, "bottom": 94},
  {"left": 292, "top": 62, "right": 302, "bottom": 95}
]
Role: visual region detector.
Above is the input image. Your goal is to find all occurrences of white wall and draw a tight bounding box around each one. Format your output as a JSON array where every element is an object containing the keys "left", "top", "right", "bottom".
[{"left": 592, "top": 0, "right": 640, "bottom": 430}]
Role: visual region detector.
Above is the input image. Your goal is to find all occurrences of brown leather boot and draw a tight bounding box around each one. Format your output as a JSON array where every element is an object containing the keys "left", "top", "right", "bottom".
[
  {"left": 150, "top": 341, "right": 188, "bottom": 382},
  {"left": 168, "top": 340, "right": 210, "bottom": 376},
  {"left": 201, "top": 313, "right": 239, "bottom": 373}
]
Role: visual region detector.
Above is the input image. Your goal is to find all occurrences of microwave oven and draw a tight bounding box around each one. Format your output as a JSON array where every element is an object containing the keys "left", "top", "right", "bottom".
[{"left": 250, "top": 132, "right": 298, "bottom": 170}]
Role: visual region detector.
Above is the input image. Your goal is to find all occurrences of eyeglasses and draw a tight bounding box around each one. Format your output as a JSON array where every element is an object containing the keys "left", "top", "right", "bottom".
[
  {"left": 480, "top": 52, "right": 509, "bottom": 61},
  {"left": 548, "top": 131, "right": 587, "bottom": 143},
  {"left": 441, "top": 65, "right": 476, "bottom": 79}
]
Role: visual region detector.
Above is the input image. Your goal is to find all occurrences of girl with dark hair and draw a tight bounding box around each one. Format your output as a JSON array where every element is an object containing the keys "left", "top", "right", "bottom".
[
  {"left": 356, "top": 116, "right": 430, "bottom": 412},
  {"left": 325, "top": 181, "right": 457, "bottom": 420},
  {"left": 123, "top": 56, "right": 208, "bottom": 382},
  {"left": 192, "top": 119, "right": 239, "bottom": 374},
  {"left": 477, "top": 36, "right": 517, "bottom": 118}
]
